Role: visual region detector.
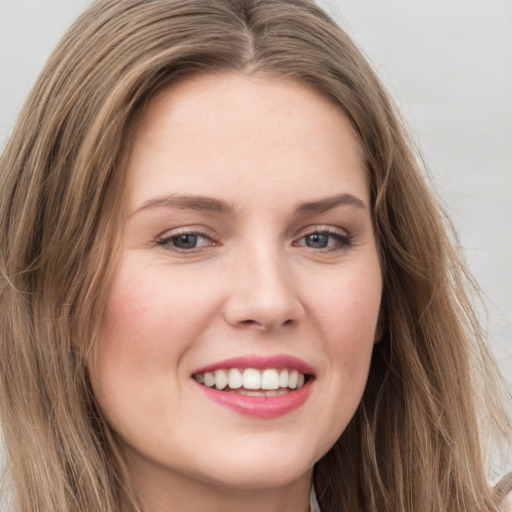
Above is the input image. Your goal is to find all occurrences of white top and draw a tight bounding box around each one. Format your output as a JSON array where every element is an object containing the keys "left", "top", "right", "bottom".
[{"left": 309, "top": 483, "right": 321, "bottom": 512}]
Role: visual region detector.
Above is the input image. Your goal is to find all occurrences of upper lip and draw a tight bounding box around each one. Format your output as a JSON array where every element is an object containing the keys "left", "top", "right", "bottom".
[{"left": 192, "top": 354, "right": 315, "bottom": 376}]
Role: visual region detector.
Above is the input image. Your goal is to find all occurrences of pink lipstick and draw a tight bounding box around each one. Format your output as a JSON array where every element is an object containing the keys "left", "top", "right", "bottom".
[{"left": 191, "top": 354, "right": 314, "bottom": 418}]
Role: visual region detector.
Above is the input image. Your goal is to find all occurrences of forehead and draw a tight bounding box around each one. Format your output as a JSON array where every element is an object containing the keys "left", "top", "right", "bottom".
[{"left": 125, "top": 71, "right": 368, "bottom": 210}]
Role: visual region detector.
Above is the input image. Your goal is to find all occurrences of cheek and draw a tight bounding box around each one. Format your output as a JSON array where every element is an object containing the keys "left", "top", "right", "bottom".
[
  {"left": 98, "top": 260, "right": 215, "bottom": 359},
  {"left": 301, "top": 281, "right": 380, "bottom": 463},
  {"left": 317, "top": 267, "right": 382, "bottom": 348},
  {"left": 99, "top": 281, "right": 169, "bottom": 364},
  {"left": 310, "top": 263, "right": 381, "bottom": 414},
  {"left": 88, "top": 261, "right": 212, "bottom": 433},
  {"left": 89, "top": 264, "right": 182, "bottom": 399},
  {"left": 89, "top": 256, "right": 230, "bottom": 416}
]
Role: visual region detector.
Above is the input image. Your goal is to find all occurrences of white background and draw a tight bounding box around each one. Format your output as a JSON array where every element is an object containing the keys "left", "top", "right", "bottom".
[{"left": 1, "top": 0, "right": 511, "bottom": 462}]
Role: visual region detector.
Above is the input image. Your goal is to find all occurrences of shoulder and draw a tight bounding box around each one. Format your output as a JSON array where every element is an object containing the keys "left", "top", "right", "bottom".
[
  {"left": 496, "top": 473, "right": 512, "bottom": 512},
  {"left": 500, "top": 491, "right": 512, "bottom": 512}
]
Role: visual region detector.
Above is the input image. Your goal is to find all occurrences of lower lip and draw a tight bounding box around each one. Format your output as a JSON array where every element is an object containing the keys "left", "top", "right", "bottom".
[{"left": 194, "top": 381, "right": 313, "bottom": 418}]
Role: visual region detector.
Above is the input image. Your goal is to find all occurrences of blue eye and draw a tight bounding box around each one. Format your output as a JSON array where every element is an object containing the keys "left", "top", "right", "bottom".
[
  {"left": 304, "top": 233, "right": 330, "bottom": 249},
  {"left": 157, "top": 231, "right": 214, "bottom": 251},
  {"left": 172, "top": 234, "right": 200, "bottom": 249},
  {"left": 300, "top": 230, "right": 351, "bottom": 251}
]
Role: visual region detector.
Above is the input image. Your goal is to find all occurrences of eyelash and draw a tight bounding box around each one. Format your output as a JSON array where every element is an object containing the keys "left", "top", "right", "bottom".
[
  {"left": 295, "top": 229, "right": 353, "bottom": 252},
  {"left": 155, "top": 227, "right": 352, "bottom": 254},
  {"left": 156, "top": 229, "right": 217, "bottom": 254}
]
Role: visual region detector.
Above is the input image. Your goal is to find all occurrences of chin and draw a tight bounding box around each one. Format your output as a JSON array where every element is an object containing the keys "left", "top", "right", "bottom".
[
  {"left": 201, "top": 463, "right": 310, "bottom": 491},
  {"left": 185, "top": 441, "right": 319, "bottom": 491}
]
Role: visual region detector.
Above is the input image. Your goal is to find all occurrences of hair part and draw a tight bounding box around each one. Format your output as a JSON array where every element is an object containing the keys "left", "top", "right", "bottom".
[{"left": 0, "top": 1, "right": 509, "bottom": 511}]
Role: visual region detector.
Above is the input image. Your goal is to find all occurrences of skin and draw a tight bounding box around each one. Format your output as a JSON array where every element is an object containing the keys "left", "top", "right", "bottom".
[{"left": 89, "top": 72, "right": 383, "bottom": 512}]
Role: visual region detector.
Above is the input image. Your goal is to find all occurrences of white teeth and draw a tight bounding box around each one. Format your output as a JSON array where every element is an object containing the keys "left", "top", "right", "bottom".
[
  {"left": 279, "top": 369, "right": 289, "bottom": 388},
  {"left": 241, "top": 390, "right": 265, "bottom": 396},
  {"left": 214, "top": 369, "right": 228, "bottom": 390},
  {"left": 194, "top": 367, "right": 308, "bottom": 392},
  {"left": 204, "top": 372, "right": 215, "bottom": 387},
  {"left": 238, "top": 389, "right": 284, "bottom": 397},
  {"left": 228, "top": 368, "right": 242, "bottom": 389},
  {"left": 261, "top": 369, "right": 279, "bottom": 390},
  {"left": 288, "top": 369, "right": 299, "bottom": 389},
  {"left": 243, "top": 368, "right": 261, "bottom": 390}
]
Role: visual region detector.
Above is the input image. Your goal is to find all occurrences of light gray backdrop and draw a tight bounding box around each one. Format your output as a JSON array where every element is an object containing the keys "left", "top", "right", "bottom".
[{"left": 1, "top": 0, "right": 511, "bottom": 469}]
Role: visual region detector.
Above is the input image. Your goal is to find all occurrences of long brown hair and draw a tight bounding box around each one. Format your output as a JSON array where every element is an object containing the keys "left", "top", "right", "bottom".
[{"left": 0, "top": 1, "right": 509, "bottom": 510}]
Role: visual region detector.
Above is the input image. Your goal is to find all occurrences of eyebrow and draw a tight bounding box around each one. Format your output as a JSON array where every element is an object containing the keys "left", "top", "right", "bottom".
[
  {"left": 131, "top": 195, "right": 235, "bottom": 217},
  {"left": 131, "top": 192, "right": 367, "bottom": 218},
  {"left": 295, "top": 193, "right": 367, "bottom": 214}
]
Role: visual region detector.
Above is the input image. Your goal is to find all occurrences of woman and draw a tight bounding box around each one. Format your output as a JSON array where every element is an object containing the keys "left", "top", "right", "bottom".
[{"left": 0, "top": 0, "right": 510, "bottom": 511}]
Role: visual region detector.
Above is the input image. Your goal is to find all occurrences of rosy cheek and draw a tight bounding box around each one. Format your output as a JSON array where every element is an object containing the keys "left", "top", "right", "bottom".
[
  {"left": 98, "top": 276, "right": 160, "bottom": 370},
  {"left": 318, "top": 281, "right": 380, "bottom": 359},
  {"left": 102, "top": 257, "right": 165, "bottom": 335},
  {"left": 106, "top": 292, "right": 148, "bottom": 328}
]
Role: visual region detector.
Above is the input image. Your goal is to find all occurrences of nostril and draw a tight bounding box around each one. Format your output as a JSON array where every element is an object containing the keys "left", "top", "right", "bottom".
[
  {"left": 240, "top": 319, "right": 258, "bottom": 326},
  {"left": 236, "top": 317, "right": 296, "bottom": 331},
  {"left": 236, "top": 319, "right": 268, "bottom": 330}
]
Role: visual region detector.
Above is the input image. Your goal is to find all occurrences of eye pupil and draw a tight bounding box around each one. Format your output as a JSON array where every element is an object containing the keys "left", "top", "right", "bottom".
[
  {"left": 306, "top": 233, "right": 329, "bottom": 248},
  {"left": 173, "top": 234, "right": 198, "bottom": 249}
]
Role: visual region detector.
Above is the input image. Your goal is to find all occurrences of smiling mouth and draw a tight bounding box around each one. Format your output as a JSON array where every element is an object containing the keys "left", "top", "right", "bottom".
[{"left": 192, "top": 368, "right": 309, "bottom": 396}]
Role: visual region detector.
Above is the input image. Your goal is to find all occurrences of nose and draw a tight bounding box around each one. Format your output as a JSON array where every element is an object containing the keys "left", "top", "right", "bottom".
[{"left": 223, "top": 244, "right": 305, "bottom": 332}]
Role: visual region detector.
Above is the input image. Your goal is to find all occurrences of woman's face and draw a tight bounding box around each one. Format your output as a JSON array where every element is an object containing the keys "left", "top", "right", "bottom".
[{"left": 90, "top": 72, "right": 382, "bottom": 498}]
